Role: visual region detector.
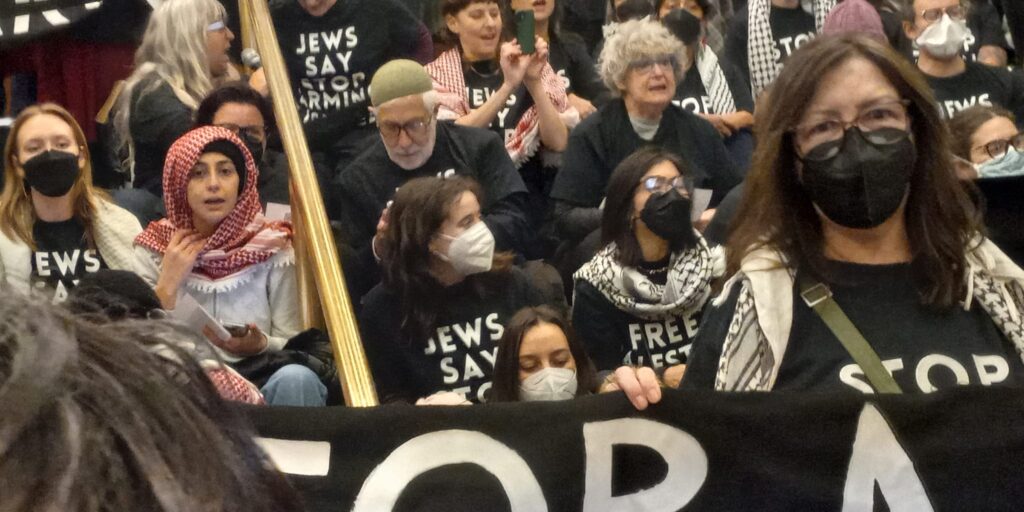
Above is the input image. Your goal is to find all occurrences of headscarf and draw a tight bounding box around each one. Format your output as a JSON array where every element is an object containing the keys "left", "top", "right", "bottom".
[{"left": 134, "top": 126, "right": 291, "bottom": 280}]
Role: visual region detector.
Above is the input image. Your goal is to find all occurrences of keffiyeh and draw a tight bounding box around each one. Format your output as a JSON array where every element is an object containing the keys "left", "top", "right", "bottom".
[{"left": 747, "top": 0, "right": 836, "bottom": 95}]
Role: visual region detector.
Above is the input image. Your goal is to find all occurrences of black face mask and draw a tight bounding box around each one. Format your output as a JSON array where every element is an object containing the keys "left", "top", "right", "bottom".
[
  {"left": 241, "top": 135, "right": 265, "bottom": 166},
  {"left": 800, "top": 127, "right": 916, "bottom": 229},
  {"left": 639, "top": 188, "right": 698, "bottom": 249},
  {"left": 21, "top": 150, "right": 80, "bottom": 197}
]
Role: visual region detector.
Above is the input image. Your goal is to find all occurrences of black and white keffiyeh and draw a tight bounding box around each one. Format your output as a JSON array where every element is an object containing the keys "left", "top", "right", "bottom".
[
  {"left": 696, "top": 45, "right": 737, "bottom": 115},
  {"left": 747, "top": 0, "right": 836, "bottom": 95},
  {"left": 574, "top": 236, "right": 715, "bottom": 321}
]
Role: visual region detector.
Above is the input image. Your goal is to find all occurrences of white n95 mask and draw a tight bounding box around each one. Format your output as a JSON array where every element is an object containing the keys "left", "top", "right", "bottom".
[
  {"left": 435, "top": 221, "right": 495, "bottom": 276},
  {"left": 520, "top": 368, "right": 578, "bottom": 402},
  {"left": 916, "top": 14, "right": 969, "bottom": 59}
]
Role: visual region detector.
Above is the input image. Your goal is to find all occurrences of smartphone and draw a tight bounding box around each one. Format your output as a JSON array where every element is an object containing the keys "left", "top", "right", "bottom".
[
  {"left": 223, "top": 323, "right": 251, "bottom": 338},
  {"left": 516, "top": 9, "right": 535, "bottom": 54}
]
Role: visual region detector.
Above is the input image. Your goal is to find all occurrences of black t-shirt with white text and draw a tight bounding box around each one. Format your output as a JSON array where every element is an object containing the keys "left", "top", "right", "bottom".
[
  {"left": 682, "top": 261, "right": 1024, "bottom": 393},
  {"left": 30, "top": 218, "right": 107, "bottom": 303},
  {"left": 674, "top": 59, "right": 756, "bottom": 115},
  {"left": 723, "top": 4, "right": 817, "bottom": 90},
  {"left": 463, "top": 60, "right": 534, "bottom": 145},
  {"left": 358, "top": 267, "right": 545, "bottom": 403},
  {"left": 926, "top": 61, "right": 1024, "bottom": 122}
]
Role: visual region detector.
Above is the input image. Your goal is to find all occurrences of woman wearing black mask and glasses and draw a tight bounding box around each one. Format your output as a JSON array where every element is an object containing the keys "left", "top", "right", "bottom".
[
  {"left": 572, "top": 147, "right": 719, "bottom": 389},
  {"left": 612, "top": 35, "right": 1024, "bottom": 410},
  {"left": 0, "top": 103, "right": 142, "bottom": 303}
]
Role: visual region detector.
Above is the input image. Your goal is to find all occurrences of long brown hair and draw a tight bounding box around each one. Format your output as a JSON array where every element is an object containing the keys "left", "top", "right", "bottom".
[
  {"left": 727, "top": 34, "right": 980, "bottom": 308},
  {"left": 1, "top": 103, "right": 103, "bottom": 249},
  {"left": 947, "top": 104, "right": 1016, "bottom": 161},
  {"left": 379, "top": 176, "right": 513, "bottom": 342}
]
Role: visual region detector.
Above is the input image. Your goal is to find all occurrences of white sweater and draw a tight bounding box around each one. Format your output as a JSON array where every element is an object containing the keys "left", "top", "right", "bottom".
[{"left": 134, "top": 244, "right": 301, "bottom": 362}]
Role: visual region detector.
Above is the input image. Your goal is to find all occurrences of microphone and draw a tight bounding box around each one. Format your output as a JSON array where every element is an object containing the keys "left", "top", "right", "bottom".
[{"left": 241, "top": 48, "right": 262, "bottom": 70}]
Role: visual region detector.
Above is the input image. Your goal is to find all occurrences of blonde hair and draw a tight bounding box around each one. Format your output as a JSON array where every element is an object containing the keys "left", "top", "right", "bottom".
[
  {"left": 114, "top": 0, "right": 227, "bottom": 167},
  {"left": 598, "top": 19, "right": 688, "bottom": 96},
  {"left": 1, "top": 103, "right": 102, "bottom": 249}
]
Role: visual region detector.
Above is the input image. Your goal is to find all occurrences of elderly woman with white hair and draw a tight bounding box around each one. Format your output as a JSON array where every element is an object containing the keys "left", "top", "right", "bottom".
[
  {"left": 113, "top": 0, "right": 236, "bottom": 224},
  {"left": 549, "top": 18, "right": 742, "bottom": 248}
]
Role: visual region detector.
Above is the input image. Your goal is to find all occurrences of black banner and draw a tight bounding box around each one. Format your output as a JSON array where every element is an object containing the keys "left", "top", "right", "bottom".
[
  {"left": 248, "top": 387, "right": 1024, "bottom": 511},
  {"left": 0, "top": 0, "right": 103, "bottom": 43}
]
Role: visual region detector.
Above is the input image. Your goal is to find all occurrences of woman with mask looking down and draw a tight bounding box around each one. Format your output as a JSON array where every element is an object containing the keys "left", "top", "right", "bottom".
[
  {"left": 612, "top": 34, "right": 1024, "bottom": 409},
  {"left": 359, "top": 176, "right": 546, "bottom": 405},
  {"left": 0, "top": 103, "right": 141, "bottom": 302}
]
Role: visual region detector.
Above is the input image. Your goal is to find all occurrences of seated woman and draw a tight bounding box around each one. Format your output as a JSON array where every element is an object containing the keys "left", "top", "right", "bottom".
[
  {"left": 573, "top": 147, "right": 717, "bottom": 388},
  {"left": 948, "top": 105, "right": 1024, "bottom": 264},
  {"left": 113, "top": 0, "right": 235, "bottom": 224},
  {"left": 428, "top": 0, "right": 578, "bottom": 255},
  {"left": 0, "top": 103, "right": 141, "bottom": 303},
  {"left": 661, "top": 6, "right": 756, "bottom": 171},
  {"left": 615, "top": 34, "right": 1024, "bottom": 409},
  {"left": 549, "top": 18, "right": 741, "bottom": 247},
  {"left": 488, "top": 305, "right": 598, "bottom": 402},
  {"left": 359, "top": 176, "right": 546, "bottom": 404},
  {"left": 134, "top": 126, "right": 325, "bottom": 407}
]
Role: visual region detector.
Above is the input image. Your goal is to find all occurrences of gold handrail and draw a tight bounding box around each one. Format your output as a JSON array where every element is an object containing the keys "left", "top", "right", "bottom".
[{"left": 245, "top": 0, "right": 378, "bottom": 407}]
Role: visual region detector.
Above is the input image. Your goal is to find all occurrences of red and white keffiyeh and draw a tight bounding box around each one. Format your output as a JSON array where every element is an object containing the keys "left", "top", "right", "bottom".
[
  {"left": 134, "top": 126, "right": 292, "bottom": 281},
  {"left": 425, "top": 47, "right": 578, "bottom": 167}
]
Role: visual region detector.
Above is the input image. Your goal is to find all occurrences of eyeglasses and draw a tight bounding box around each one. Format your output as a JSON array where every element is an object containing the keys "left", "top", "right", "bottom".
[
  {"left": 378, "top": 116, "right": 432, "bottom": 144},
  {"left": 920, "top": 4, "right": 966, "bottom": 23},
  {"left": 207, "top": 19, "right": 228, "bottom": 32},
  {"left": 216, "top": 123, "right": 266, "bottom": 144},
  {"left": 975, "top": 133, "right": 1024, "bottom": 160},
  {"left": 639, "top": 175, "right": 692, "bottom": 195},
  {"left": 793, "top": 99, "right": 911, "bottom": 158},
  {"left": 629, "top": 56, "right": 677, "bottom": 75}
]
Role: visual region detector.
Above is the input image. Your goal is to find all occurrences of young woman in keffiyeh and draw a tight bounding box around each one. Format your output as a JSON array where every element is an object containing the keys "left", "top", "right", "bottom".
[{"left": 134, "top": 126, "right": 325, "bottom": 406}]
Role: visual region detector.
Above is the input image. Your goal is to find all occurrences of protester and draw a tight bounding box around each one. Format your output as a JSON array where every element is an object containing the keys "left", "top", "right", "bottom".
[
  {"left": 194, "top": 82, "right": 295, "bottom": 208},
  {"left": 656, "top": 0, "right": 728, "bottom": 54},
  {"left": 489, "top": 305, "right": 599, "bottom": 402},
  {"left": 963, "top": 0, "right": 1009, "bottom": 65},
  {"left": 0, "top": 103, "right": 141, "bottom": 303},
  {"left": 614, "top": 35, "right": 1024, "bottom": 409},
  {"left": 428, "top": 0, "right": 578, "bottom": 252},
  {"left": 114, "top": 0, "right": 235, "bottom": 222},
  {"left": 902, "top": 0, "right": 1024, "bottom": 121},
  {"left": 134, "top": 126, "right": 325, "bottom": 407},
  {"left": 724, "top": 0, "right": 836, "bottom": 96},
  {"left": 549, "top": 19, "right": 741, "bottom": 249},
  {"left": 333, "top": 59, "right": 531, "bottom": 299},
  {"left": 0, "top": 294, "right": 302, "bottom": 511},
  {"left": 270, "top": 0, "right": 424, "bottom": 174},
  {"left": 359, "top": 176, "right": 545, "bottom": 404},
  {"left": 572, "top": 148, "right": 717, "bottom": 386},
  {"left": 663, "top": 7, "right": 756, "bottom": 170},
  {"left": 527, "top": 0, "right": 613, "bottom": 117},
  {"left": 948, "top": 105, "right": 1024, "bottom": 263}
]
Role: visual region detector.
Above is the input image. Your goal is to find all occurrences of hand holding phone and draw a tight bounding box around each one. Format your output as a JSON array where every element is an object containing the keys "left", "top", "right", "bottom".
[{"left": 516, "top": 9, "right": 535, "bottom": 54}]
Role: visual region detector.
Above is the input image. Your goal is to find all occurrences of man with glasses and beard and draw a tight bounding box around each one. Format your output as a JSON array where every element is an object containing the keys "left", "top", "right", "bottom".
[{"left": 332, "top": 60, "right": 532, "bottom": 301}]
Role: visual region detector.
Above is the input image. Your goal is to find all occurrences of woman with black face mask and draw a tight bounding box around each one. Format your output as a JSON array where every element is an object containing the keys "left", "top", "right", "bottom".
[
  {"left": 0, "top": 103, "right": 142, "bottom": 303},
  {"left": 572, "top": 147, "right": 719, "bottom": 388},
  {"left": 612, "top": 35, "right": 1024, "bottom": 411}
]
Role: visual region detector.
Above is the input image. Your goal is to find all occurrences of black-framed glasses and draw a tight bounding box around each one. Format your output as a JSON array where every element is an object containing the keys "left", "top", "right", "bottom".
[
  {"left": 629, "top": 55, "right": 678, "bottom": 75},
  {"left": 793, "top": 99, "right": 911, "bottom": 157},
  {"left": 639, "top": 175, "right": 693, "bottom": 195},
  {"left": 920, "top": 4, "right": 966, "bottom": 23},
  {"left": 378, "top": 116, "right": 432, "bottom": 144},
  {"left": 975, "top": 133, "right": 1024, "bottom": 160},
  {"left": 216, "top": 123, "right": 267, "bottom": 143}
]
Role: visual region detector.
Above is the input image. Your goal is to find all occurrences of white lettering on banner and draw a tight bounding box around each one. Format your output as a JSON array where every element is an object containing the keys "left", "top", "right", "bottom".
[
  {"left": 941, "top": 94, "right": 992, "bottom": 118},
  {"left": 582, "top": 418, "right": 708, "bottom": 511},
  {"left": 351, "top": 430, "right": 548, "bottom": 512},
  {"left": 842, "top": 404, "right": 934, "bottom": 512},
  {"left": 839, "top": 354, "right": 1009, "bottom": 393}
]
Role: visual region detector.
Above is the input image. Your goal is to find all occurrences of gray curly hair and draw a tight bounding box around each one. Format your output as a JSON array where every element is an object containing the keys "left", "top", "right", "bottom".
[{"left": 598, "top": 19, "right": 688, "bottom": 97}]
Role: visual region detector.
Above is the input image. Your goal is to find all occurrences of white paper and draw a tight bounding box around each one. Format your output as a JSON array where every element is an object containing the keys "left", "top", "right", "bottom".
[
  {"left": 171, "top": 293, "right": 231, "bottom": 341},
  {"left": 264, "top": 202, "right": 291, "bottom": 221},
  {"left": 690, "top": 188, "right": 713, "bottom": 223}
]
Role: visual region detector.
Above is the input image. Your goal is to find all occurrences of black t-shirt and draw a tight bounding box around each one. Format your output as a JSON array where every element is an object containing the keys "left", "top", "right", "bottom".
[
  {"left": 572, "top": 280, "right": 701, "bottom": 371},
  {"left": 547, "top": 35, "right": 610, "bottom": 105},
  {"left": 272, "top": 0, "right": 420, "bottom": 130},
  {"left": 30, "top": 218, "right": 107, "bottom": 303},
  {"left": 463, "top": 60, "right": 534, "bottom": 145},
  {"left": 674, "top": 59, "right": 756, "bottom": 115},
  {"left": 723, "top": 4, "right": 817, "bottom": 90},
  {"left": 358, "top": 267, "right": 545, "bottom": 403},
  {"left": 550, "top": 99, "right": 743, "bottom": 208},
  {"left": 926, "top": 61, "right": 1024, "bottom": 122},
  {"left": 682, "top": 261, "right": 1024, "bottom": 393}
]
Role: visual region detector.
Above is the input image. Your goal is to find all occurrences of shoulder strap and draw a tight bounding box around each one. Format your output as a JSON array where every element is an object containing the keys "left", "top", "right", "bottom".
[{"left": 798, "top": 277, "right": 903, "bottom": 394}]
